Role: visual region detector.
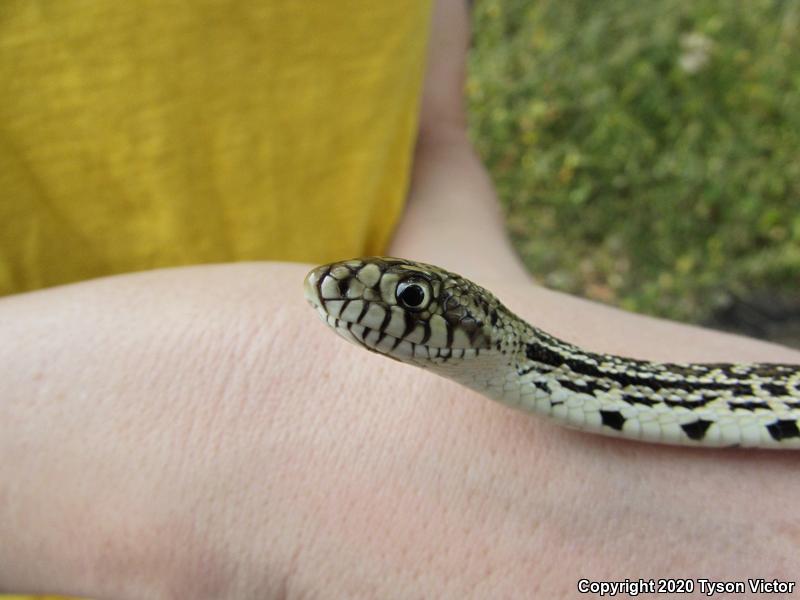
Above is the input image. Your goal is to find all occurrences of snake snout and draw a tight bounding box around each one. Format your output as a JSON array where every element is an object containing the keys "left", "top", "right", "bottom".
[{"left": 303, "top": 265, "right": 328, "bottom": 308}]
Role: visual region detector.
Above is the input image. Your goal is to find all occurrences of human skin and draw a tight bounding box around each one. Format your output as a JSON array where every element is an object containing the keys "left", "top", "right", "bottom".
[{"left": 2, "top": 2, "right": 800, "bottom": 599}]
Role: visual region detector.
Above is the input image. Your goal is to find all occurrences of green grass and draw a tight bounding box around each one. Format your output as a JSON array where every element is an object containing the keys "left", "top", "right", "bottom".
[{"left": 468, "top": 0, "right": 800, "bottom": 323}]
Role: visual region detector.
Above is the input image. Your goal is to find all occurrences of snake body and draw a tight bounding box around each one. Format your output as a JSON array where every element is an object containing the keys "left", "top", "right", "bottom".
[{"left": 304, "top": 257, "right": 800, "bottom": 449}]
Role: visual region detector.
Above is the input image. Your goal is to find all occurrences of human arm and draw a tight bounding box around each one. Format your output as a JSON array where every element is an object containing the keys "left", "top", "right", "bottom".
[{"left": 3, "top": 265, "right": 799, "bottom": 599}]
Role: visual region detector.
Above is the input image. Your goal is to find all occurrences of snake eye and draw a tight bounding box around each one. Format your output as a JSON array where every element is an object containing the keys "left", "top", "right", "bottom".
[{"left": 396, "top": 279, "right": 431, "bottom": 311}]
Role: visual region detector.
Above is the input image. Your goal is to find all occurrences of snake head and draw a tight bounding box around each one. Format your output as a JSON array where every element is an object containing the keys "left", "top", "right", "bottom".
[{"left": 304, "top": 257, "right": 498, "bottom": 364}]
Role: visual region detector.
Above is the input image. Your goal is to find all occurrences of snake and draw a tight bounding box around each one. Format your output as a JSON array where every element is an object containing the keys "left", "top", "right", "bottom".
[{"left": 303, "top": 257, "right": 800, "bottom": 449}]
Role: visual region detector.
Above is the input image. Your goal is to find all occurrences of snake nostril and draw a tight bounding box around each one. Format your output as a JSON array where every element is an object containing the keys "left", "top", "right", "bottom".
[{"left": 338, "top": 277, "right": 350, "bottom": 297}]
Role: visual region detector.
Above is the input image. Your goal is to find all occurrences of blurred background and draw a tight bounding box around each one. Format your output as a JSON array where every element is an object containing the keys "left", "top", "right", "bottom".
[{"left": 468, "top": 0, "right": 800, "bottom": 348}]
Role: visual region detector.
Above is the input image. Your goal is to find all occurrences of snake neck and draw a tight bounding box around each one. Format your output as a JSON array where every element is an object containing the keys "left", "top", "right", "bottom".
[
  {"left": 431, "top": 312, "right": 800, "bottom": 446},
  {"left": 431, "top": 317, "right": 800, "bottom": 447}
]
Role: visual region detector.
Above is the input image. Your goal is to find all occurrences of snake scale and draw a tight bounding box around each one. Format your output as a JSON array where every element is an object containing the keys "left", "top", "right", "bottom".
[{"left": 304, "top": 257, "right": 800, "bottom": 449}]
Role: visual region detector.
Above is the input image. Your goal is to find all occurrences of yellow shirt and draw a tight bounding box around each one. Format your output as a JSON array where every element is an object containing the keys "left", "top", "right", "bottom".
[
  {"left": 0, "top": 1, "right": 430, "bottom": 598},
  {"left": 0, "top": 0, "right": 430, "bottom": 296}
]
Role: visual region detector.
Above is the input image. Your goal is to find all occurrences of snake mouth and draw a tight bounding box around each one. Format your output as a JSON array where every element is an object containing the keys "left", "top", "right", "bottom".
[
  {"left": 315, "top": 309, "right": 461, "bottom": 362},
  {"left": 309, "top": 305, "right": 478, "bottom": 363}
]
